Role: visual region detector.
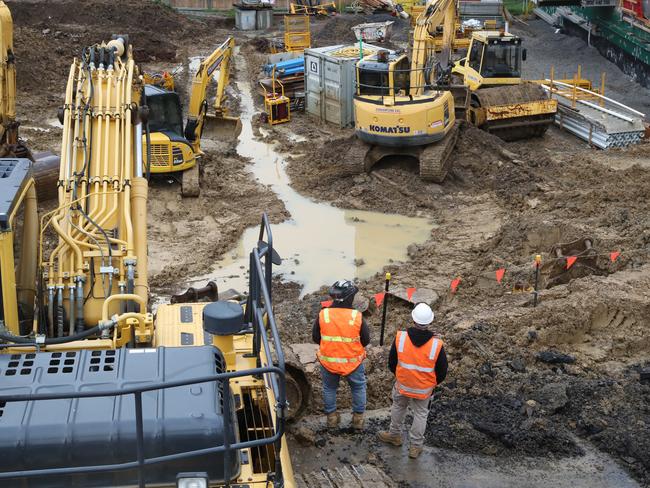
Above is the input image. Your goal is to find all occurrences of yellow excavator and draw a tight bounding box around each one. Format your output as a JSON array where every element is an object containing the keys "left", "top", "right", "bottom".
[
  {"left": 144, "top": 37, "right": 241, "bottom": 197},
  {"left": 349, "top": 0, "right": 460, "bottom": 182},
  {"left": 0, "top": 35, "right": 297, "bottom": 487},
  {"left": 452, "top": 30, "right": 557, "bottom": 140},
  {"left": 0, "top": 1, "right": 59, "bottom": 200}
]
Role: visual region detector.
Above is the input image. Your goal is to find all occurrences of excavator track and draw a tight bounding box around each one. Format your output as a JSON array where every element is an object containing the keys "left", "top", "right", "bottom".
[
  {"left": 419, "top": 122, "right": 460, "bottom": 183},
  {"left": 296, "top": 464, "right": 396, "bottom": 488},
  {"left": 473, "top": 82, "right": 555, "bottom": 141},
  {"left": 181, "top": 162, "right": 200, "bottom": 197},
  {"left": 341, "top": 136, "right": 370, "bottom": 176}
]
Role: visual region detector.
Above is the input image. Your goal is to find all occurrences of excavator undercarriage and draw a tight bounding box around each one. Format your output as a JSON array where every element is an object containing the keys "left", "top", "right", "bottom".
[{"left": 344, "top": 121, "right": 460, "bottom": 183}]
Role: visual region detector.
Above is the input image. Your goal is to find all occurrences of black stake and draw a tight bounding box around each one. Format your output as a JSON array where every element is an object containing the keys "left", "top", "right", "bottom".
[
  {"left": 533, "top": 254, "right": 541, "bottom": 307},
  {"left": 379, "top": 272, "right": 391, "bottom": 346}
]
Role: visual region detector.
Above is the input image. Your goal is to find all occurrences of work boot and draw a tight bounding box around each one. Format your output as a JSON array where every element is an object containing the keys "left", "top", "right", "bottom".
[
  {"left": 326, "top": 412, "right": 340, "bottom": 429},
  {"left": 377, "top": 431, "right": 402, "bottom": 446},
  {"left": 408, "top": 446, "right": 423, "bottom": 459},
  {"left": 352, "top": 412, "right": 364, "bottom": 431}
]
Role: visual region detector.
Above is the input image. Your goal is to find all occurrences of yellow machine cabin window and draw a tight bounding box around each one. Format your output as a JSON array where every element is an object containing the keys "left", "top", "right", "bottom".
[
  {"left": 147, "top": 92, "right": 184, "bottom": 137},
  {"left": 468, "top": 40, "right": 483, "bottom": 73},
  {"left": 393, "top": 57, "right": 410, "bottom": 95},
  {"left": 358, "top": 66, "right": 390, "bottom": 96},
  {"left": 481, "top": 40, "right": 522, "bottom": 78}
]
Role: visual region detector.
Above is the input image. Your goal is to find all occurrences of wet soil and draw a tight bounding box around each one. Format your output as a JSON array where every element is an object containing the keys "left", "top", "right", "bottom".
[{"left": 14, "top": 1, "right": 650, "bottom": 486}]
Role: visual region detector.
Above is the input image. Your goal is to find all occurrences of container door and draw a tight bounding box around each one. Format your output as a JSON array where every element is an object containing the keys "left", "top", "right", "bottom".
[
  {"left": 305, "top": 53, "right": 323, "bottom": 120},
  {"left": 323, "top": 58, "right": 346, "bottom": 127}
]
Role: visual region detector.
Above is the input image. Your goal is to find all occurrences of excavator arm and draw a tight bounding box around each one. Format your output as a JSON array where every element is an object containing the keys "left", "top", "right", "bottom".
[
  {"left": 185, "top": 36, "right": 239, "bottom": 148},
  {"left": 410, "top": 0, "right": 457, "bottom": 96},
  {"left": 0, "top": 1, "right": 15, "bottom": 148}
]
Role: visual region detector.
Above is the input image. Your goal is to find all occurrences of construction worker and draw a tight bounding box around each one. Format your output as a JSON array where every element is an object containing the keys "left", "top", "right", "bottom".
[
  {"left": 377, "top": 302, "right": 447, "bottom": 459},
  {"left": 313, "top": 280, "right": 370, "bottom": 431}
]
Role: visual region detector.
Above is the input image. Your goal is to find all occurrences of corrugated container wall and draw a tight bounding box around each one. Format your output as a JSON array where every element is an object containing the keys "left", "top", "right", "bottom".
[{"left": 305, "top": 44, "right": 384, "bottom": 128}]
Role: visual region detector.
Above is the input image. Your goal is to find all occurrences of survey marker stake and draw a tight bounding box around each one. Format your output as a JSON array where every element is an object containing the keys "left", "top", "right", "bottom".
[{"left": 379, "top": 272, "right": 391, "bottom": 346}]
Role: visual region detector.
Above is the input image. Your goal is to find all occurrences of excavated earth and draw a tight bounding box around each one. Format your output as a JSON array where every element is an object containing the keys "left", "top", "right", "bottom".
[{"left": 13, "top": 2, "right": 650, "bottom": 486}]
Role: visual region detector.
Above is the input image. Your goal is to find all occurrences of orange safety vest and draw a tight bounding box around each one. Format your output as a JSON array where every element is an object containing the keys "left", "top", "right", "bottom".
[
  {"left": 395, "top": 330, "right": 443, "bottom": 399},
  {"left": 317, "top": 307, "right": 366, "bottom": 376}
]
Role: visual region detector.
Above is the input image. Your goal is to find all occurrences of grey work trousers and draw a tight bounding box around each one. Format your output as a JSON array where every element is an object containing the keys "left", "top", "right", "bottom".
[{"left": 388, "top": 384, "right": 431, "bottom": 447}]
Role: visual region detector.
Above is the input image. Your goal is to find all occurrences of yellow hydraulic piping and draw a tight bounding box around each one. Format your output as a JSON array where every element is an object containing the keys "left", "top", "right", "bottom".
[
  {"left": 122, "top": 58, "right": 135, "bottom": 256},
  {"left": 50, "top": 215, "right": 83, "bottom": 277},
  {"left": 101, "top": 293, "right": 145, "bottom": 321}
]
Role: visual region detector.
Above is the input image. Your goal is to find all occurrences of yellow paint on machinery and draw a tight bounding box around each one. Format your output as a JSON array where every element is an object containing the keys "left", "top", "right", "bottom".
[
  {"left": 452, "top": 30, "right": 558, "bottom": 139},
  {"left": 143, "top": 37, "right": 240, "bottom": 196},
  {"left": 351, "top": 0, "right": 460, "bottom": 182}
]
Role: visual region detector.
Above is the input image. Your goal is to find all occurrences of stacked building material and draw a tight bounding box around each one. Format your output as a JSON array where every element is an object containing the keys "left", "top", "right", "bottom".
[{"left": 539, "top": 79, "right": 646, "bottom": 148}]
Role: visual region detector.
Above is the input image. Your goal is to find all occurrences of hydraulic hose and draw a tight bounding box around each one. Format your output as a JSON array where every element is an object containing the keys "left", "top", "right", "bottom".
[{"left": 0, "top": 323, "right": 107, "bottom": 346}]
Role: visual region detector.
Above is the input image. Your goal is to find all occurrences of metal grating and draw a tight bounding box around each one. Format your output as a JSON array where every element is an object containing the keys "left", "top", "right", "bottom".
[
  {"left": 237, "top": 386, "right": 276, "bottom": 474},
  {"left": 0, "top": 160, "right": 17, "bottom": 178},
  {"left": 88, "top": 349, "right": 116, "bottom": 373},
  {"left": 4, "top": 353, "right": 36, "bottom": 377},
  {"left": 149, "top": 144, "right": 171, "bottom": 167},
  {"left": 47, "top": 351, "right": 77, "bottom": 374}
]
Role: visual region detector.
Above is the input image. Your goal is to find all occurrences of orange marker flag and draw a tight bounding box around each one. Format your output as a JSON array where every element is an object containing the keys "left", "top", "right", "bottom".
[
  {"left": 374, "top": 292, "right": 386, "bottom": 307},
  {"left": 566, "top": 256, "right": 577, "bottom": 269},
  {"left": 495, "top": 268, "right": 506, "bottom": 283},
  {"left": 610, "top": 251, "right": 620, "bottom": 262},
  {"left": 321, "top": 300, "right": 333, "bottom": 308},
  {"left": 406, "top": 287, "right": 416, "bottom": 301},
  {"left": 450, "top": 277, "right": 461, "bottom": 293}
]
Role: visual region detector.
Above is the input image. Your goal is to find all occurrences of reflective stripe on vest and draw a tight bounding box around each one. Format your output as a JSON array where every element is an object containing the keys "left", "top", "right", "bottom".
[
  {"left": 397, "top": 361, "right": 435, "bottom": 373},
  {"left": 318, "top": 354, "right": 363, "bottom": 364},
  {"left": 321, "top": 335, "right": 360, "bottom": 343},
  {"left": 395, "top": 381, "right": 434, "bottom": 397}
]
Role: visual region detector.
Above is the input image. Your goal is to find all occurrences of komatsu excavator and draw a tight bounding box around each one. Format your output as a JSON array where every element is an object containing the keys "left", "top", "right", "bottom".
[
  {"left": 349, "top": 0, "right": 461, "bottom": 182},
  {"left": 452, "top": 30, "right": 557, "bottom": 140},
  {"left": 0, "top": 1, "right": 59, "bottom": 200},
  {"left": 144, "top": 37, "right": 241, "bottom": 197},
  {"left": 0, "top": 35, "right": 297, "bottom": 487}
]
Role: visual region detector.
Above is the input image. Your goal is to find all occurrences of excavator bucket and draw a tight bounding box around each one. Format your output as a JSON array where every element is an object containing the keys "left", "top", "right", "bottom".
[{"left": 202, "top": 113, "right": 242, "bottom": 141}]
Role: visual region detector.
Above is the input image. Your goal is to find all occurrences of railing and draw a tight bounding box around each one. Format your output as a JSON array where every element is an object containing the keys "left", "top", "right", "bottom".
[
  {"left": 355, "top": 64, "right": 459, "bottom": 105},
  {"left": 0, "top": 213, "right": 288, "bottom": 488}
]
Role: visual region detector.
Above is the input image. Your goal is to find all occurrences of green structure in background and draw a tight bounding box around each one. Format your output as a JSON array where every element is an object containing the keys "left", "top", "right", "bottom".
[{"left": 536, "top": 2, "right": 650, "bottom": 87}]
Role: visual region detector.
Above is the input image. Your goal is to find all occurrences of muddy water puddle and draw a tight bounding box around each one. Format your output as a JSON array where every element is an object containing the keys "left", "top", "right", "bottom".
[{"left": 185, "top": 72, "right": 434, "bottom": 296}]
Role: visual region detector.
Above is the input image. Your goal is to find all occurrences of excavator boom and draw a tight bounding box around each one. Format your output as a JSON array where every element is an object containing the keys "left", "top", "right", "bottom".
[{"left": 186, "top": 36, "right": 241, "bottom": 145}]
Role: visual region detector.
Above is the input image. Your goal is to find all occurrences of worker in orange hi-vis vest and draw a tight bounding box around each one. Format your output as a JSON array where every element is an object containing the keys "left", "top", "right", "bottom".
[
  {"left": 377, "top": 303, "right": 448, "bottom": 459},
  {"left": 313, "top": 280, "right": 370, "bottom": 431}
]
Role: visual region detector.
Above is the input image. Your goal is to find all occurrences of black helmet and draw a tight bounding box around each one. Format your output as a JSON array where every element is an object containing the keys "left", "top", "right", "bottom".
[{"left": 328, "top": 280, "right": 358, "bottom": 303}]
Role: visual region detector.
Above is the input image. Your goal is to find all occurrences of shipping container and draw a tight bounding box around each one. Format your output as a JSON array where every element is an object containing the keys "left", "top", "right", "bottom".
[
  {"left": 235, "top": 8, "right": 257, "bottom": 30},
  {"left": 304, "top": 44, "right": 386, "bottom": 128},
  {"left": 256, "top": 8, "right": 273, "bottom": 29}
]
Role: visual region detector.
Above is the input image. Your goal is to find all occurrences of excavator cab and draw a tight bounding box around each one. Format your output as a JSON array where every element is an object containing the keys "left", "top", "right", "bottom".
[
  {"left": 143, "top": 84, "right": 196, "bottom": 175},
  {"left": 357, "top": 52, "right": 410, "bottom": 97},
  {"left": 458, "top": 32, "right": 524, "bottom": 89}
]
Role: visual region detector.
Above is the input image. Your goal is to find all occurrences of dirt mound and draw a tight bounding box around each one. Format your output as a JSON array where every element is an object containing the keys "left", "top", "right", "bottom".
[
  {"left": 311, "top": 13, "right": 410, "bottom": 48},
  {"left": 8, "top": 0, "right": 225, "bottom": 94},
  {"left": 8, "top": 0, "right": 184, "bottom": 32}
]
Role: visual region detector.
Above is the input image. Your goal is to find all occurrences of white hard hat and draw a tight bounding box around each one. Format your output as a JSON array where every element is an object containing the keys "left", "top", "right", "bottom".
[{"left": 411, "top": 303, "right": 434, "bottom": 326}]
